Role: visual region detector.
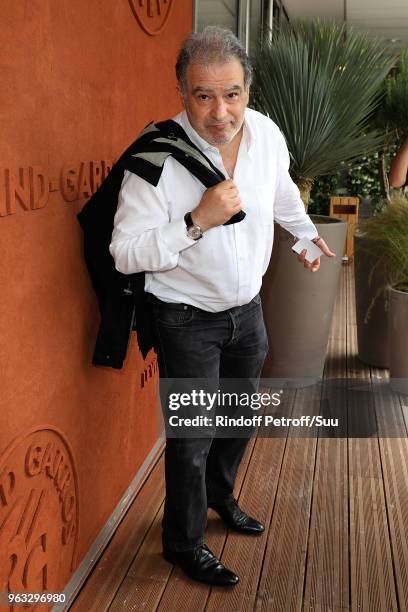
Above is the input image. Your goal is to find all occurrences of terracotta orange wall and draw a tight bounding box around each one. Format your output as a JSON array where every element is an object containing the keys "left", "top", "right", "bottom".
[{"left": 0, "top": 0, "right": 192, "bottom": 597}]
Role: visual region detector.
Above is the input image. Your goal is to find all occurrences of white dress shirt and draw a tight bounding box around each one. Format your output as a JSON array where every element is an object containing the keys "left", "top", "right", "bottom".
[{"left": 109, "top": 108, "right": 318, "bottom": 312}]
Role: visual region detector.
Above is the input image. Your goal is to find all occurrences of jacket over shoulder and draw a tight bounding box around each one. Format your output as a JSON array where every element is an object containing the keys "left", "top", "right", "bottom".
[{"left": 77, "top": 119, "right": 235, "bottom": 369}]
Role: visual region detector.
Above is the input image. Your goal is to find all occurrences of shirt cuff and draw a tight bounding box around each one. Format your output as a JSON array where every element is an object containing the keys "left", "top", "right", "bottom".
[
  {"left": 158, "top": 218, "right": 198, "bottom": 254},
  {"left": 292, "top": 222, "right": 319, "bottom": 241}
]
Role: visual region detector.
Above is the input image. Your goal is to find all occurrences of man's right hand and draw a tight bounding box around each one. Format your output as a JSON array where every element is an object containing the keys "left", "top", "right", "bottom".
[{"left": 191, "top": 180, "right": 242, "bottom": 231}]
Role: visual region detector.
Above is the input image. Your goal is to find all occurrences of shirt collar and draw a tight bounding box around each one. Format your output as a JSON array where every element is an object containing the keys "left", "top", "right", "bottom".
[{"left": 177, "top": 109, "right": 255, "bottom": 157}]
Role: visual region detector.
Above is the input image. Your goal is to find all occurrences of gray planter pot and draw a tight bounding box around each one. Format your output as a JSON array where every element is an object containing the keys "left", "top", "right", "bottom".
[
  {"left": 354, "top": 234, "right": 390, "bottom": 368},
  {"left": 260, "top": 216, "right": 347, "bottom": 383},
  {"left": 389, "top": 286, "right": 408, "bottom": 395}
]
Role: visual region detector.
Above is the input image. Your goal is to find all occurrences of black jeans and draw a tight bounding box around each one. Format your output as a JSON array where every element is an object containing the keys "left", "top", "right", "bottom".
[{"left": 151, "top": 293, "right": 268, "bottom": 552}]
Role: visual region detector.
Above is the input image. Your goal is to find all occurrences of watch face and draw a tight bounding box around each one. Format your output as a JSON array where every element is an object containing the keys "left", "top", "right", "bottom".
[{"left": 189, "top": 226, "right": 202, "bottom": 239}]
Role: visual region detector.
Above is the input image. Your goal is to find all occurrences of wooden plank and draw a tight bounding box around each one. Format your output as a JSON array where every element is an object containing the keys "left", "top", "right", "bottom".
[
  {"left": 108, "top": 503, "right": 171, "bottom": 612},
  {"left": 254, "top": 436, "right": 317, "bottom": 611},
  {"left": 254, "top": 386, "right": 320, "bottom": 611},
  {"left": 303, "top": 437, "right": 349, "bottom": 611},
  {"left": 372, "top": 351, "right": 408, "bottom": 609},
  {"left": 349, "top": 437, "right": 398, "bottom": 611},
  {"left": 377, "top": 430, "right": 408, "bottom": 611},
  {"left": 71, "top": 455, "right": 166, "bottom": 612},
  {"left": 303, "top": 263, "right": 349, "bottom": 611},
  {"left": 346, "top": 265, "right": 398, "bottom": 611}
]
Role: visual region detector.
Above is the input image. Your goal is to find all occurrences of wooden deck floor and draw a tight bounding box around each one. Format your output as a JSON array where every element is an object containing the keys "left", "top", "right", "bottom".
[{"left": 70, "top": 266, "right": 408, "bottom": 612}]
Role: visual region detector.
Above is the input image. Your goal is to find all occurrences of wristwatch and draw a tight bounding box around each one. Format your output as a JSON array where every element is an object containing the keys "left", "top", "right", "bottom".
[{"left": 184, "top": 212, "right": 203, "bottom": 240}]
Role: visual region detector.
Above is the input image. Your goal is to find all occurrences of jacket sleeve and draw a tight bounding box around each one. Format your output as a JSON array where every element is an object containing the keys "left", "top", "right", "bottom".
[
  {"left": 274, "top": 132, "right": 318, "bottom": 240},
  {"left": 109, "top": 170, "right": 197, "bottom": 274}
]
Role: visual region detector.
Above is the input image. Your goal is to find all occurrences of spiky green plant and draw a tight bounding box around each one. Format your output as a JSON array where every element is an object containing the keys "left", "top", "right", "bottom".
[
  {"left": 359, "top": 195, "right": 408, "bottom": 292},
  {"left": 252, "top": 20, "right": 395, "bottom": 207}
]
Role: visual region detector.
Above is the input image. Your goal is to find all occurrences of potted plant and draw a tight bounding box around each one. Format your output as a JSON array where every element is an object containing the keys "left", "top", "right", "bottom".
[
  {"left": 251, "top": 19, "right": 394, "bottom": 381},
  {"left": 357, "top": 195, "right": 408, "bottom": 393},
  {"left": 354, "top": 48, "right": 408, "bottom": 368},
  {"left": 350, "top": 150, "right": 391, "bottom": 368}
]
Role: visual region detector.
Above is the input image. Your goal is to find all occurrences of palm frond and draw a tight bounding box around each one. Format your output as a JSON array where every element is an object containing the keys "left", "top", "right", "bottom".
[{"left": 252, "top": 20, "right": 396, "bottom": 185}]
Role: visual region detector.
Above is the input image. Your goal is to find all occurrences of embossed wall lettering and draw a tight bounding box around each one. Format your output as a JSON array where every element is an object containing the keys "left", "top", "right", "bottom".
[
  {"left": 141, "top": 356, "right": 158, "bottom": 388},
  {"left": 0, "top": 161, "right": 113, "bottom": 217},
  {"left": 129, "top": 0, "right": 174, "bottom": 36},
  {"left": 0, "top": 427, "right": 79, "bottom": 604}
]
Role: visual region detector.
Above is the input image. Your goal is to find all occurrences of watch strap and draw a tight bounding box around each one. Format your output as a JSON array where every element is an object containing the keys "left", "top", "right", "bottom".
[{"left": 184, "top": 212, "right": 194, "bottom": 229}]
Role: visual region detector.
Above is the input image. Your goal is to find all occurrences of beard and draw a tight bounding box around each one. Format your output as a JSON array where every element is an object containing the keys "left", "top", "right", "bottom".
[{"left": 201, "top": 119, "right": 242, "bottom": 146}]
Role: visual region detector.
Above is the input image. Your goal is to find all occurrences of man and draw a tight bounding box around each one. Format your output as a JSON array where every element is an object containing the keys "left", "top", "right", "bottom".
[{"left": 109, "top": 26, "right": 334, "bottom": 586}]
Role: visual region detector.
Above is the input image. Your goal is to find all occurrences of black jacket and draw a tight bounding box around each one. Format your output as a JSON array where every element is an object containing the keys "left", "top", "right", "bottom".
[{"left": 77, "top": 119, "right": 245, "bottom": 369}]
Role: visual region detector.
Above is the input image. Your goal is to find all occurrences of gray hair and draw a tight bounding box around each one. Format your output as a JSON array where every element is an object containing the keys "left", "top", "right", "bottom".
[{"left": 176, "top": 26, "right": 253, "bottom": 95}]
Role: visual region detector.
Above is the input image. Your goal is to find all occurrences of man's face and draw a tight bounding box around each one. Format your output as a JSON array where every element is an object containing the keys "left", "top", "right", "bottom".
[{"left": 182, "top": 58, "right": 249, "bottom": 148}]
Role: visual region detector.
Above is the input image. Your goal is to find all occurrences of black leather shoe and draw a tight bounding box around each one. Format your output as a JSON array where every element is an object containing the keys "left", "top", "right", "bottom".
[
  {"left": 209, "top": 497, "right": 265, "bottom": 534},
  {"left": 163, "top": 543, "right": 239, "bottom": 586}
]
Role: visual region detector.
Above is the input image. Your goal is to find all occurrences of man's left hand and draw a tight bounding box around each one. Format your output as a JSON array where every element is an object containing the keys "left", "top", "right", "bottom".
[{"left": 297, "top": 237, "right": 336, "bottom": 272}]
